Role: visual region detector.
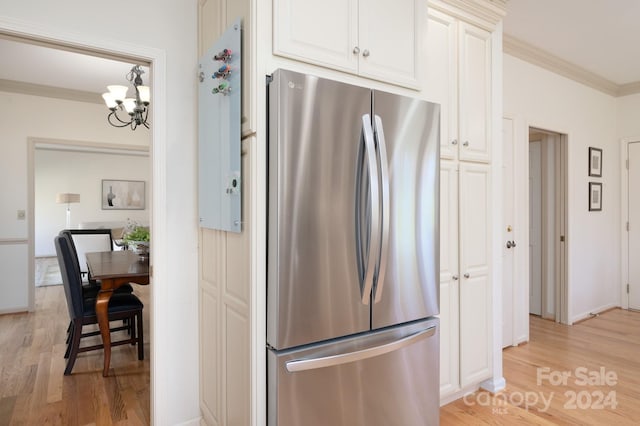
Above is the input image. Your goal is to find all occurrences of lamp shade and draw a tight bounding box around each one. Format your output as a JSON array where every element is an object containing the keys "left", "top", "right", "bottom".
[
  {"left": 107, "top": 85, "right": 128, "bottom": 102},
  {"left": 56, "top": 193, "right": 80, "bottom": 204}
]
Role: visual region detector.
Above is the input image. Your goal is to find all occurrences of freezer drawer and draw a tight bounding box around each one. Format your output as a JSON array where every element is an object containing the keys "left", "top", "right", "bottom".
[{"left": 267, "top": 318, "right": 439, "bottom": 426}]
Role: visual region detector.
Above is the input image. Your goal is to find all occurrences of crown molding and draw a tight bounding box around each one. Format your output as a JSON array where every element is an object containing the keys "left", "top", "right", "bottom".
[
  {"left": 504, "top": 35, "right": 640, "bottom": 97},
  {"left": 0, "top": 78, "right": 102, "bottom": 104},
  {"left": 428, "top": 0, "right": 506, "bottom": 30}
]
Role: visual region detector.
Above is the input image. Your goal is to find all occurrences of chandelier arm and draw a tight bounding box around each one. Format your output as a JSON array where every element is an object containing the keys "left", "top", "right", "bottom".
[
  {"left": 107, "top": 111, "right": 133, "bottom": 128},
  {"left": 112, "top": 109, "right": 134, "bottom": 125}
]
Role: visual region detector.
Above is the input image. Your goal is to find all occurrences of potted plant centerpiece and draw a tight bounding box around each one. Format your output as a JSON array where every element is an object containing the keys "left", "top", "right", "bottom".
[{"left": 123, "top": 220, "right": 150, "bottom": 259}]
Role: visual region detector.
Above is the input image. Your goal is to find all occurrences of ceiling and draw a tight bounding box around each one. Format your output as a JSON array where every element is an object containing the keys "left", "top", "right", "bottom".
[
  {"left": 503, "top": 0, "right": 640, "bottom": 88},
  {"left": 0, "top": 36, "right": 149, "bottom": 102},
  {"left": 0, "top": 2, "right": 637, "bottom": 98}
]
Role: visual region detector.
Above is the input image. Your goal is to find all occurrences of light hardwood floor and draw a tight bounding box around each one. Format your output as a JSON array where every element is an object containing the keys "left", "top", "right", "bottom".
[
  {"left": 2, "top": 286, "right": 639, "bottom": 425},
  {"left": 442, "top": 308, "right": 640, "bottom": 425},
  {"left": 0, "top": 284, "right": 150, "bottom": 425}
]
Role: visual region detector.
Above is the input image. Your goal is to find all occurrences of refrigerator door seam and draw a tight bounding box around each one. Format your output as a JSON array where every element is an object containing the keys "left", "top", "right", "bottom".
[{"left": 284, "top": 326, "right": 436, "bottom": 372}]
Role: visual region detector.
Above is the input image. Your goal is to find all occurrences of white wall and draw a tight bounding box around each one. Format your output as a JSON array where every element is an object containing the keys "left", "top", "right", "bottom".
[
  {"left": 0, "top": 1, "right": 199, "bottom": 424},
  {"left": 617, "top": 93, "right": 640, "bottom": 139},
  {"left": 35, "top": 148, "right": 150, "bottom": 256},
  {"left": 504, "top": 54, "right": 620, "bottom": 323}
]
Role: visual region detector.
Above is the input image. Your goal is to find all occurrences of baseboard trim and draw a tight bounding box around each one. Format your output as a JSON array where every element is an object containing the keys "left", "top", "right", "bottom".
[{"left": 480, "top": 377, "right": 506, "bottom": 394}]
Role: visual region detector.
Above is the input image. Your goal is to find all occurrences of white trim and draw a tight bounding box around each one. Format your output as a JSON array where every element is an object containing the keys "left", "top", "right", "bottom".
[
  {"left": 0, "top": 15, "right": 167, "bottom": 424},
  {"left": 480, "top": 376, "right": 506, "bottom": 394},
  {"left": 503, "top": 35, "right": 638, "bottom": 97},
  {"left": 0, "top": 238, "right": 28, "bottom": 245},
  {"left": 0, "top": 78, "right": 101, "bottom": 104}
]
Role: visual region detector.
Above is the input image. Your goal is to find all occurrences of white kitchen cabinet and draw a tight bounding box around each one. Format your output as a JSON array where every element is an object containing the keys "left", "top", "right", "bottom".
[
  {"left": 425, "top": 8, "right": 491, "bottom": 163},
  {"left": 273, "top": 0, "right": 420, "bottom": 88},
  {"left": 439, "top": 160, "right": 492, "bottom": 398}
]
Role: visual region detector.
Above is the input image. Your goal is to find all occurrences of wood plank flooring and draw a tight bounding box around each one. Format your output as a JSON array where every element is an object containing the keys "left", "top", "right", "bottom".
[
  {"left": 2, "top": 285, "right": 639, "bottom": 425},
  {"left": 441, "top": 308, "right": 640, "bottom": 425},
  {"left": 0, "top": 285, "right": 150, "bottom": 426}
]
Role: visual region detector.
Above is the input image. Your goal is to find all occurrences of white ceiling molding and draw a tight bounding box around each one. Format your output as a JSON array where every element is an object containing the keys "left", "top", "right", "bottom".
[
  {"left": 504, "top": 35, "right": 640, "bottom": 97},
  {"left": 428, "top": 0, "right": 507, "bottom": 30},
  {"left": 33, "top": 138, "right": 149, "bottom": 157},
  {"left": 0, "top": 78, "right": 101, "bottom": 104}
]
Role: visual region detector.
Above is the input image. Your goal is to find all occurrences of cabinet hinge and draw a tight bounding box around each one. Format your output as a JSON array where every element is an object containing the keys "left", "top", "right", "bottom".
[{"left": 627, "top": 283, "right": 630, "bottom": 294}]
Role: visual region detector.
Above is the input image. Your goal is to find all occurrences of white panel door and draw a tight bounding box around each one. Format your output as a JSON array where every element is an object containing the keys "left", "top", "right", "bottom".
[
  {"left": 425, "top": 9, "right": 458, "bottom": 161},
  {"left": 629, "top": 142, "right": 640, "bottom": 309},
  {"left": 458, "top": 163, "right": 491, "bottom": 387},
  {"left": 529, "top": 141, "right": 542, "bottom": 315},
  {"left": 439, "top": 160, "right": 460, "bottom": 396},
  {"left": 273, "top": 0, "right": 358, "bottom": 73},
  {"left": 458, "top": 22, "right": 491, "bottom": 163}
]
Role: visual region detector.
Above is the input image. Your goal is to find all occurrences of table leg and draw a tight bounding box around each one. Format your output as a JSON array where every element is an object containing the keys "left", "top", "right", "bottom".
[{"left": 96, "top": 286, "right": 114, "bottom": 377}]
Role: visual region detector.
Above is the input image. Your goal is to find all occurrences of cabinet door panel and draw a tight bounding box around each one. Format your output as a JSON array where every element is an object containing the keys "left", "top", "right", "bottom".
[
  {"left": 459, "top": 163, "right": 491, "bottom": 387},
  {"left": 425, "top": 9, "right": 457, "bottom": 160},
  {"left": 358, "top": 0, "right": 419, "bottom": 87},
  {"left": 439, "top": 278, "right": 460, "bottom": 396},
  {"left": 273, "top": 0, "right": 358, "bottom": 73},
  {"left": 440, "top": 160, "right": 458, "bottom": 281},
  {"left": 459, "top": 163, "right": 490, "bottom": 276},
  {"left": 458, "top": 23, "right": 491, "bottom": 163}
]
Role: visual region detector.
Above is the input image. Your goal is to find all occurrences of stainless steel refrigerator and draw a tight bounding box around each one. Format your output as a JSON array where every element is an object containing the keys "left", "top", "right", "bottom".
[{"left": 267, "top": 69, "right": 440, "bottom": 426}]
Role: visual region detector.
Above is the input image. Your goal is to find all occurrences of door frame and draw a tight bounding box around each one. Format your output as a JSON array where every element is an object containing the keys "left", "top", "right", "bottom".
[
  {"left": 0, "top": 17, "right": 167, "bottom": 423},
  {"left": 505, "top": 118, "right": 570, "bottom": 347},
  {"left": 620, "top": 137, "right": 640, "bottom": 309}
]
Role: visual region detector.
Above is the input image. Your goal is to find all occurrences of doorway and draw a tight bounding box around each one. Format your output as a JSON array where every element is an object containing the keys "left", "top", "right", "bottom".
[{"left": 528, "top": 127, "right": 568, "bottom": 323}]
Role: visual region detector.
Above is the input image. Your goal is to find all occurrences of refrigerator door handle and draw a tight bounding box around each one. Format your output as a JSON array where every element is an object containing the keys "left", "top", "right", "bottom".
[
  {"left": 373, "top": 115, "right": 390, "bottom": 303},
  {"left": 358, "top": 114, "right": 381, "bottom": 306},
  {"left": 285, "top": 326, "right": 436, "bottom": 372}
]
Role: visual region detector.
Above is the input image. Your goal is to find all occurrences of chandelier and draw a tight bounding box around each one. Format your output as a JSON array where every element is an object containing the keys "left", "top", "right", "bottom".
[{"left": 102, "top": 65, "right": 150, "bottom": 130}]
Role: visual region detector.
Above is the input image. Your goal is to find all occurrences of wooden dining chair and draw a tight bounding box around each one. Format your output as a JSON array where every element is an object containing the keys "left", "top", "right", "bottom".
[{"left": 54, "top": 235, "right": 144, "bottom": 375}]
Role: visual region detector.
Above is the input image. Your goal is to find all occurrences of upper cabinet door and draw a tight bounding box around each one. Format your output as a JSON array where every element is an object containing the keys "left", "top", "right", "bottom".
[
  {"left": 273, "top": 0, "right": 420, "bottom": 89},
  {"left": 358, "top": 0, "right": 420, "bottom": 88},
  {"left": 425, "top": 8, "right": 458, "bottom": 160},
  {"left": 273, "top": 0, "right": 359, "bottom": 73},
  {"left": 458, "top": 22, "right": 491, "bottom": 163}
]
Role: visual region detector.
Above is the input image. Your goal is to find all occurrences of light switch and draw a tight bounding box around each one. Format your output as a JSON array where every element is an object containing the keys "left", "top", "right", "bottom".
[{"left": 17, "top": 210, "right": 26, "bottom": 220}]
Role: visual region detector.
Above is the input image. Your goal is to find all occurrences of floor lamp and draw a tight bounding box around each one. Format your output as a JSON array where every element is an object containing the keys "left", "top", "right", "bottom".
[{"left": 56, "top": 193, "right": 80, "bottom": 229}]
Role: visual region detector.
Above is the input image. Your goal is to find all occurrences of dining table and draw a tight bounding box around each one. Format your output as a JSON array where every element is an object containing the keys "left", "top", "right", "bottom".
[{"left": 85, "top": 250, "right": 150, "bottom": 377}]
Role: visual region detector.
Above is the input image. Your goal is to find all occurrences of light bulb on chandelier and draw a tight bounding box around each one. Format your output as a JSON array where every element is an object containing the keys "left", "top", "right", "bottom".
[{"left": 102, "top": 65, "right": 150, "bottom": 130}]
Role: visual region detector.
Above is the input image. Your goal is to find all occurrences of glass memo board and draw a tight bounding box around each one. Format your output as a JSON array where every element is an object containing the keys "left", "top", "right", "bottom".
[{"left": 198, "top": 18, "right": 242, "bottom": 232}]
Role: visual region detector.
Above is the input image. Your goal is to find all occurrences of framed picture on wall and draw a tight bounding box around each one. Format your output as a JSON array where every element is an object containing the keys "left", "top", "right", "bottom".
[
  {"left": 589, "top": 147, "right": 602, "bottom": 177},
  {"left": 102, "top": 180, "right": 145, "bottom": 210},
  {"left": 589, "top": 182, "right": 602, "bottom": 211}
]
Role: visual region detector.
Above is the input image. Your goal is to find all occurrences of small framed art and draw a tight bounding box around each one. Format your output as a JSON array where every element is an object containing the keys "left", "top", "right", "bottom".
[
  {"left": 588, "top": 147, "right": 602, "bottom": 177},
  {"left": 589, "top": 182, "right": 602, "bottom": 211}
]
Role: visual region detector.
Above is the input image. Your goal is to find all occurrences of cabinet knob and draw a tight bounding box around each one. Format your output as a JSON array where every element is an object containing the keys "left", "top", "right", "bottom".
[
  {"left": 463, "top": 273, "right": 470, "bottom": 279},
  {"left": 452, "top": 275, "right": 459, "bottom": 281},
  {"left": 463, "top": 141, "right": 469, "bottom": 147},
  {"left": 451, "top": 139, "right": 458, "bottom": 145},
  {"left": 362, "top": 49, "right": 370, "bottom": 57},
  {"left": 353, "top": 46, "right": 360, "bottom": 55}
]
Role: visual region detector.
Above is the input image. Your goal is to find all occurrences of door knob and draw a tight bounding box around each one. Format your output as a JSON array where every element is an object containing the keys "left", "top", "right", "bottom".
[
  {"left": 463, "top": 273, "right": 470, "bottom": 279},
  {"left": 353, "top": 46, "right": 360, "bottom": 55},
  {"left": 362, "top": 49, "right": 370, "bottom": 57},
  {"left": 452, "top": 275, "right": 459, "bottom": 281},
  {"left": 511, "top": 241, "right": 516, "bottom": 248},
  {"left": 506, "top": 240, "right": 517, "bottom": 249},
  {"left": 463, "top": 141, "right": 469, "bottom": 147}
]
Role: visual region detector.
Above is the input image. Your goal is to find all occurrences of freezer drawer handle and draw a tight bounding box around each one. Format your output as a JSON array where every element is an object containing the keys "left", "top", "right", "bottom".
[{"left": 285, "top": 326, "right": 436, "bottom": 373}]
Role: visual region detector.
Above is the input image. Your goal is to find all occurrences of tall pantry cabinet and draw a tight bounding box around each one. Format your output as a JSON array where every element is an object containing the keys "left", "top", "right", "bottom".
[{"left": 424, "top": 0, "right": 503, "bottom": 401}]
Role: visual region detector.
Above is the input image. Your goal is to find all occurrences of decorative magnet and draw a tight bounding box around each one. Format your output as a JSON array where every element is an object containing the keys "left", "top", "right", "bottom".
[
  {"left": 213, "top": 48, "right": 232, "bottom": 62},
  {"left": 213, "top": 64, "right": 232, "bottom": 79},
  {"left": 212, "top": 81, "right": 231, "bottom": 95}
]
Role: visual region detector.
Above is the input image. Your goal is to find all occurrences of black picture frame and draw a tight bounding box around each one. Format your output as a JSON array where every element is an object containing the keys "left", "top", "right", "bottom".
[
  {"left": 588, "top": 147, "right": 602, "bottom": 177},
  {"left": 589, "top": 182, "right": 602, "bottom": 211}
]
